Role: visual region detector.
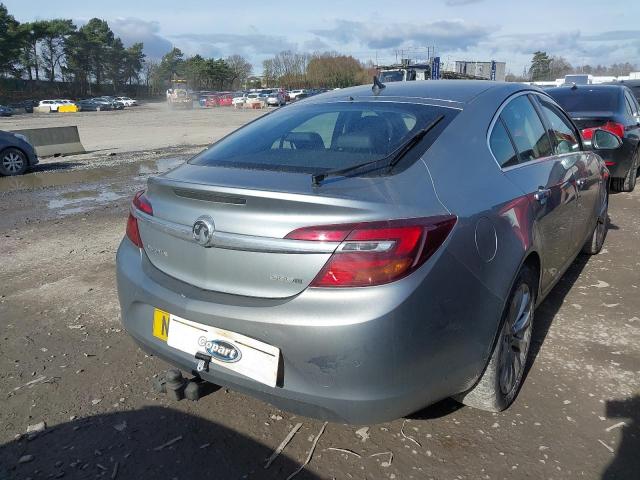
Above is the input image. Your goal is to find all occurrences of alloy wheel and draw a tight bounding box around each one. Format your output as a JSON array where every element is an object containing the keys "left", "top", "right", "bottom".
[
  {"left": 498, "top": 283, "right": 533, "bottom": 396},
  {"left": 2, "top": 151, "right": 25, "bottom": 174}
]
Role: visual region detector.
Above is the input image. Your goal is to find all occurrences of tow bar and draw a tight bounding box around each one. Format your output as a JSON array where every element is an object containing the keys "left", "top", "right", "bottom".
[{"left": 152, "top": 369, "right": 218, "bottom": 401}]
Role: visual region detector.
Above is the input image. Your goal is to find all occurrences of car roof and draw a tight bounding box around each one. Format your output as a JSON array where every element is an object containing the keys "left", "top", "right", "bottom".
[
  {"left": 547, "top": 84, "right": 624, "bottom": 94},
  {"left": 301, "top": 80, "right": 535, "bottom": 108},
  {"left": 605, "top": 79, "right": 640, "bottom": 87}
]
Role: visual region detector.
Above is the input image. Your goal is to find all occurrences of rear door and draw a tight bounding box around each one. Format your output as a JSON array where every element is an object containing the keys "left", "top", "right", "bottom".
[
  {"left": 495, "top": 94, "right": 578, "bottom": 292},
  {"left": 623, "top": 89, "right": 640, "bottom": 143},
  {"left": 534, "top": 95, "right": 598, "bottom": 252}
]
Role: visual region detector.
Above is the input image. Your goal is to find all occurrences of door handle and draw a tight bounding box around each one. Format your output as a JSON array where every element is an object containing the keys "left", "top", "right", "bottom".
[{"left": 534, "top": 187, "right": 551, "bottom": 204}]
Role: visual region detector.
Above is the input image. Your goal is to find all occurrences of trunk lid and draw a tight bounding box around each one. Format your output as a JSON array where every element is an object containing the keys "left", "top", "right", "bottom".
[
  {"left": 136, "top": 163, "right": 435, "bottom": 298},
  {"left": 569, "top": 112, "right": 616, "bottom": 130}
]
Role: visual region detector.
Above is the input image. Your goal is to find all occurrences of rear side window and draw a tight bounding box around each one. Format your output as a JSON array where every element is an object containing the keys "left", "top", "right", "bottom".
[
  {"left": 537, "top": 100, "right": 581, "bottom": 154},
  {"left": 623, "top": 95, "right": 634, "bottom": 116},
  {"left": 489, "top": 119, "right": 519, "bottom": 168},
  {"left": 499, "top": 95, "right": 552, "bottom": 163},
  {"left": 548, "top": 88, "right": 620, "bottom": 113},
  {"left": 624, "top": 91, "right": 638, "bottom": 116},
  {"left": 190, "top": 102, "right": 458, "bottom": 175}
]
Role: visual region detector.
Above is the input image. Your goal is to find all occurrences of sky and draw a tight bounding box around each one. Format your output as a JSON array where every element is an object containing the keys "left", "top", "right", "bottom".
[{"left": 5, "top": 0, "right": 640, "bottom": 76}]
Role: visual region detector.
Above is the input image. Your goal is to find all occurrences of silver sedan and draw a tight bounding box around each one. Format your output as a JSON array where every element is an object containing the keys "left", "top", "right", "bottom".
[{"left": 117, "top": 81, "right": 617, "bottom": 423}]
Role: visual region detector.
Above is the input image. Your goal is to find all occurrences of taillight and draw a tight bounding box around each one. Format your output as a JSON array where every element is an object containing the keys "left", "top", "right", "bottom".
[
  {"left": 581, "top": 121, "right": 625, "bottom": 140},
  {"left": 126, "top": 190, "right": 153, "bottom": 248},
  {"left": 126, "top": 213, "right": 143, "bottom": 247},
  {"left": 286, "top": 216, "right": 457, "bottom": 287},
  {"left": 133, "top": 190, "right": 153, "bottom": 215}
]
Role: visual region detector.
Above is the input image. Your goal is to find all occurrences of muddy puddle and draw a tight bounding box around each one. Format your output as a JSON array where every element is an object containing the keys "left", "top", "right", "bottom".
[
  {"left": 0, "top": 157, "right": 185, "bottom": 219},
  {"left": 0, "top": 157, "right": 184, "bottom": 193},
  {"left": 47, "top": 189, "right": 125, "bottom": 216}
]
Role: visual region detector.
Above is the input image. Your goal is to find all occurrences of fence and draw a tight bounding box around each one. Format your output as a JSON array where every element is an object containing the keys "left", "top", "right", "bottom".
[{"left": 0, "top": 78, "right": 154, "bottom": 103}]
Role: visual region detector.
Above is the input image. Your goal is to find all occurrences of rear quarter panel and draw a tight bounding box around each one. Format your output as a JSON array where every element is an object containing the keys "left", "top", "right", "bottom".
[{"left": 422, "top": 86, "right": 541, "bottom": 379}]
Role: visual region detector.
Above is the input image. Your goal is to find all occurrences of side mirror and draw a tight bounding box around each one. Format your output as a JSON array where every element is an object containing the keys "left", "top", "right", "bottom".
[{"left": 591, "top": 129, "right": 622, "bottom": 150}]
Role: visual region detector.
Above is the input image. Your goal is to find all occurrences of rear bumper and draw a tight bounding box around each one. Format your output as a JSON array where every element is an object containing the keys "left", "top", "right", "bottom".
[{"left": 116, "top": 237, "right": 502, "bottom": 424}]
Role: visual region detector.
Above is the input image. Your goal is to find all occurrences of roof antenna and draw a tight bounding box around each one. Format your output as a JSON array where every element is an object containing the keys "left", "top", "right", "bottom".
[{"left": 372, "top": 75, "right": 386, "bottom": 92}]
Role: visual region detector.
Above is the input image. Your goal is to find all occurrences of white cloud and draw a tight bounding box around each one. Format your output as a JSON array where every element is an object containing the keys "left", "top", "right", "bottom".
[
  {"left": 110, "top": 17, "right": 173, "bottom": 59},
  {"left": 312, "top": 19, "right": 495, "bottom": 52}
]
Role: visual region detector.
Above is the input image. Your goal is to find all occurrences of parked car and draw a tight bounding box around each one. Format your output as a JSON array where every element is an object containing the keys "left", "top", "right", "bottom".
[
  {"left": 604, "top": 79, "right": 640, "bottom": 103},
  {"left": 199, "top": 94, "right": 217, "bottom": 108},
  {"left": 217, "top": 94, "right": 233, "bottom": 107},
  {"left": 7, "top": 100, "right": 36, "bottom": 113},
  {"left": 38, "top": 99, "right": 67, "bottom": 112},
  {"left": 117, "top": 81, "right": 617, "bottom": 424},
  {"left": 115, "top": 96, "right": 138, "bottom": 107},
  {"left": 77, "top": 99, "right": 111, "bottom": 111},
  {"left": 231, "top": 93, "right": 248, "bottom": 107},
  {"left": 240, "top": 92, "right": 268, "bottom": 108},
  {"left": 94, "top": 97, "right": 125, "bottom": 110},
  {"left": 0, "top": 130, "right": 38, "bottom": 176},
  {"left": 0, "top": 105, "right": 13, "bottom": 117},
  {"left": 288, "top": 89, "right": 307, "bottom": 100},
  {"left": 547, "top": 84, "right": 640, "bottom": 192},
  {"left": 265, "top": 91, "right": 286, "bottom": 106}
]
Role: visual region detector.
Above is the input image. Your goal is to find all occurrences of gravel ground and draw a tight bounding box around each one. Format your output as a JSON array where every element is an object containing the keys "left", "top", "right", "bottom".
[{"left": 0, "top": 109, "right": 638, "bottom": 479}]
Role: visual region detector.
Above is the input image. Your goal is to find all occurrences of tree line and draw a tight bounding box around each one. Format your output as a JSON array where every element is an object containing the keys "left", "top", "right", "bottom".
[
  {"left": 507, "top": 51, "right": 638, "bottom": 82},
  {"left": 262, "top": 51, "right": 377, "bottom": 89},
  {"left": 0, "top": 3, "right": 254, "bottom": 97},
  {"left": 0, "top": 4, "right": 145, "bottom": 95},
  {"left": 146, "top": 48, "right": 253, "bottom": 93}
]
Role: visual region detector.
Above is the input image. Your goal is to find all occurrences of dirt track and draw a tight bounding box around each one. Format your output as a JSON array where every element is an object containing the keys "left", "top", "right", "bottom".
[{"left": 0, "top": 108, "right": 638, "bottom": 479}]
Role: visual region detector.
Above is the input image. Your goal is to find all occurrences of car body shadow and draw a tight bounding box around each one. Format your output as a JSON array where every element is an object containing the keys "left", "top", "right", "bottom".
[
  {"left": 31, "top": 162, "right": 80, "bottom": 173},
  {"left": 408, "top": 397, "right": 463, "bottom": 420},
  {"left": 525, "top": 252, "right": 590, "bottom": 379},
  {"left": 0, "top": 406, "right": 321, "bottom": 480},
  {"left": 602, "top": 395, "right": 640, "bottom": 479}
]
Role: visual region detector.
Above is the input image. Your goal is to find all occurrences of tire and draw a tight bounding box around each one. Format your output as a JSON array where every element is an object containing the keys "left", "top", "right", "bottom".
[
  {"left": 0, "top": 148, "right": 28, "bottom": 176},
  {"left": 611, "top": 150, "right": 638, "bottom": 192},
  {"left": 582, "top": 188, "right": 609, "bottom": 255},
  {"left": 455, "top": 265, "right": 537, "bottom": 412}
]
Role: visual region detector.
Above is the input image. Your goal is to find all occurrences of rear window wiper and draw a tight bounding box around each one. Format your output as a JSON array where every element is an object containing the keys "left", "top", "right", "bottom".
[{"left": 311, "top": 114, "right": 444, "bottom": 186}]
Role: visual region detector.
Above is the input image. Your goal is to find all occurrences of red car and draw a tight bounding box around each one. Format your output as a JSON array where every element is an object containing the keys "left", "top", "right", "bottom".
[
  {"left": 203, "top": 96, "right": 219, "bottom": 108},
  {"left": 217, "top": 94, "right": 233, "bottom": 107}
]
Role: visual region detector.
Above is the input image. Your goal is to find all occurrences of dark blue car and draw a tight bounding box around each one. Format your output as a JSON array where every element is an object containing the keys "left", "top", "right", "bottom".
[
  {"left": 0, "top": 130, "right": 38, "bottom": 176},
  {"left": 548, "top": 84, "right": 640, "bottom": 192}
]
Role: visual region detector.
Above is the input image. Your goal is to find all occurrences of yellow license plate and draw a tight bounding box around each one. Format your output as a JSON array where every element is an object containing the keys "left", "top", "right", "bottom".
[{"left": 153, "top": 308, "right": 171, "bottom": 341}]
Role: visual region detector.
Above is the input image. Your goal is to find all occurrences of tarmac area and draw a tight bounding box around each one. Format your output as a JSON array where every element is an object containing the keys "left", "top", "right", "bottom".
[{"left": 0, "top": 104, "right": 638, "bottom": 480}]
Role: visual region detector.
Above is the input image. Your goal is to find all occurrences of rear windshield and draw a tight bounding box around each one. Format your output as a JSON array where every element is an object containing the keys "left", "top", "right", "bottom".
[
  {"left": 379, "top": 71, "right": 404, "bottom": 82},
  {"left": 548, "top": 88, "right": 620, "bottom": 113},
  {"left": 190, "top": 101, "right": 457, "bottom": 174}
]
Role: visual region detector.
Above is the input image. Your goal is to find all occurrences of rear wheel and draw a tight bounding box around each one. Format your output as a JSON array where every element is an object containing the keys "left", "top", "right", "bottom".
[
  {"left": 611, "top": 150, "right": 638, "bottom": 192},
  {"left": 0, "top": 148, "right": 28, "bottom": 176},
  {"left": 455, "top": 266, "right": 536, "bottom": 412},
  {"left": 582, "top": 189, "right": 609, "bottom": 255}
]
